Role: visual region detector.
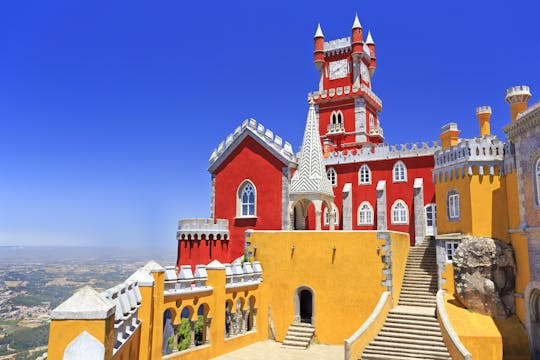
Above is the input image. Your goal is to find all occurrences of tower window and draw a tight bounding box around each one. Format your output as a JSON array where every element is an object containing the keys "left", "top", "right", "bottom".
[
  {"left": 391, "top": 200, "right": 408, "bottom": 224},
  {"left": 331, "top": 111, "right": 344, "bottom": 125},
  {"left": 369, "top": 114, "right": 374, "bottom": 130},
  {"left": 393, "top": 161, "right": 407, "bottom": 182},
  {"left": 535, "top": 158, "right": 540, "bottom": 206},
  {"left": 326, "top": 167, "right": 337, "bottom": 187},
  {"left": 237, "top": 181, "right": 256, "bottom": 217},
  {"left": 447, "top": 190, "right": 460, "bottom": 220},
  {"left": 358, "top": 164, "right": 371, "bottom": 184},
  {"left": 357, "top": 202, "right": 374, "bottom": 225}
]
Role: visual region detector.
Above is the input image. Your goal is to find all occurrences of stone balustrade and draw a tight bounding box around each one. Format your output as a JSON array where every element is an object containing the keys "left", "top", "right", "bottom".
[
  {"left": 327, "top": 122, "right": 345, "bottom": 134},
  {"left": 434, "top": 135, "right": 504, "bottom": 168},
  {"left": 163, "top": 265, "right": 212, "bottom": 297},
  {"left": 101, "top": 280, "right": 142, "bottom": 353},
  {"left": 225, "top": 261, "right": 263, "bottom": 289},
  {"left": 324, "top": 141, "right": 440, "bottom": 165},
  {"left": 177, "top": 218, "right": 229, "bottom": 241},
  {"left": 309, "top": 83, "right": 382, "bottom": 109}
]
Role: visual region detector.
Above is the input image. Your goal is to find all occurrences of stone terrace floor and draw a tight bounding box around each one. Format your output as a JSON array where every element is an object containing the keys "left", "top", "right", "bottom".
[{"left": 212, "top": 340, "right": 343, "bottom": 359}]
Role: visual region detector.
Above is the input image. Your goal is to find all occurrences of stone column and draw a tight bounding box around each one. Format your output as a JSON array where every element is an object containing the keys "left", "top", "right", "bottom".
[
  {"left": 313, "top": 199, "right": 323, "bottom": 230},
  {"left": 342, "top": 183, "right": 353, "bottom": 230},
  {"left": 413, "top": 178, "right": 425, "bottom": 245},
  {"left": 376, "top": 180, "right": 387, "bottom": 230},
  {"left": 282, "top": 167, "right": 290, "bottom": 230}
]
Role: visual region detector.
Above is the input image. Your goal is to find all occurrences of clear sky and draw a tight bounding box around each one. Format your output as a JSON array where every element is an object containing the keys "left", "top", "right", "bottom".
[{"left": 1, "top": 0, "right": 539, "bottom": 249}]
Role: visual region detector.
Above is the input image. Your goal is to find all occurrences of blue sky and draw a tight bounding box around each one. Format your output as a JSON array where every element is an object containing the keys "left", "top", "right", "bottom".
[{"left": 1, "top": 1, "right": 538, "bottom": 249}]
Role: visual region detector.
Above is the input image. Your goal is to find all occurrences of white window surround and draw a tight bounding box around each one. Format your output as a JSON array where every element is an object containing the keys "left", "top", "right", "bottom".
[
  {"left": 357, "top": 201, "right": 374, "bottom": 226},
  {"left": 323, "top": 205, "right": 339, "bottom": 226},
  {"left": 236, "top": 180, "right": 257, "bottom": 218},
  {"left": 535, "top": 158, "right": 540, "bottom": 206},
  {"left": 391, "top": 200, "right": 408, "bottom": 225},
  {"left": 447, "top": 190, "right": 460, "bottom": 221},
  {"left": 330, "top": 110, "right": 344, "bottom": 125},
  {"left": 327, "top": 167, "right": 337, "bottom": 187},
  {"left": 445, "top": 240, "right": 460, "bottom": 262},
  {"left": 392, "top": 161, "right": 407, "bottom": 183},
  {"left": 369, "top": 113, "right": 374, "bottom": 130},
  {"left": 358, "top": 164, "right": 371, "bottom": 185}
]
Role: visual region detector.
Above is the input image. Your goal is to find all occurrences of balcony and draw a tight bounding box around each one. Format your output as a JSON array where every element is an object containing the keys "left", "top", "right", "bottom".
[{"left": 327, "top": 123, "right": 345, "bottom": 134}]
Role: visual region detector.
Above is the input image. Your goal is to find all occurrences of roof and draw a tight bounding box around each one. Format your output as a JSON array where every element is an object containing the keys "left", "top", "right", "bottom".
[{"left": 208, "top": 118, "right": 296, "bottom": 173}]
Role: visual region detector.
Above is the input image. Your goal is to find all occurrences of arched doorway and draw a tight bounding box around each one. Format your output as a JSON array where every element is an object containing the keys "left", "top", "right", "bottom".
[
  {"left": 294, "top": 286, "right": 314, "bottom": 325},
  {"left": 526, "top": 283, "right": 540, "bottom": 358}
]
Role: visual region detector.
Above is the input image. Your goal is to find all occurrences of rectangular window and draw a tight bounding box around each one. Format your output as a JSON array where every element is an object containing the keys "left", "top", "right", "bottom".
[
  {"left": 448, "top": 193, "right": 460, "bottom": 219},
  {"left": 446, "top": 240, "right": 460, "bottom": 261}
]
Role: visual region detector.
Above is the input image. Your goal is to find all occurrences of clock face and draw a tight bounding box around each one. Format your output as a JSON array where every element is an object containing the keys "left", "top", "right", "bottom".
[
  {"left": 329, "top": 59, "right": 348, "bottom": 80},
  {"left": 361, "top": 62, "right": 370, "bottom": 83}
]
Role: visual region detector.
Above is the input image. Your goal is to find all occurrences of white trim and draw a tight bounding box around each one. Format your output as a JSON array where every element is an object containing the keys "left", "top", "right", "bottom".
[
  {"left": 392, "top": 160, "right": 407, "bottom": 183},
  {"left": 391, "top": 199, "right": 408, "bottom": 225},
  {"left": 535, "top": 157, "right": 540, "bottom": 206},
  {"left": 445, "top": 240, "right": 460, "bottom": 262},
  {"left": 326, "top": 167, "right": 337, "bottom": 187},
  {"left": 357, "top": 201, "right": 374, "bottom": 226},
  {"left": 446, "top": 189, "right": 460, "bottom": 221},
  {"left": 358, "top": 164, "right": 371, "bottom": 185},
  {"left": 323, "top": 204, "right": 339, "bottom": 226}
]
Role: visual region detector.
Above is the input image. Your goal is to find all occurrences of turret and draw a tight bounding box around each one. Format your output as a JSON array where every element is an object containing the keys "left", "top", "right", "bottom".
[
  {"left": 476, "top": 106, "right": 492, "bottom": 136},
  {"left": 505, "top": 85, "right": 531, "bottom": 122},
  {"left": 351, "top": 14, "right": 363, "bottom": 60},
  {"left": 439, "top": 123, "right": 460, "bottom": 149},
  {"left": 314, "top": 23, "right": 325, "bottom": 72},
  {"left": 366, "top": 31, "right": 376, "bottom": 76}
]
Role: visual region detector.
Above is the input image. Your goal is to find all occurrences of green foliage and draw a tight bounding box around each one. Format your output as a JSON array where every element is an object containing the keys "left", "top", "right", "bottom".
[
  {"left": 167, "top": 336, "right": 174, "bottom": 351},
  {"left": 194, "top": 315, "right": 204, "bottom": 345},
  {"left": 0, "top": 324, "right": 49, "bottom": 351},
  {"left": 8, "top": 295, "right": 43, "bottom": 307},
  {"left": 176, "top": 319, "right": 191, "bottom": 351}
]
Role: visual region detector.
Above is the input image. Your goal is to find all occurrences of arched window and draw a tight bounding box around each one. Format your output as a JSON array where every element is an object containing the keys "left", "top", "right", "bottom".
[
  {"left": 391, "top": 200, "right": 408, "bottom": 224},
  {"left": 237, "top": 181, "right": 256, "bottom": 217},
  {"left": 447, "top": 189, "right": 460, "bottom": 220},
  {"left": 331, "top": 111, "right": 343, "bottom": 125},
  {"left": 535, "top": 158, "right": 540, "bottom": 206},
  {"left": 357, "top": 201, "right": 374, "bottom": 225},
  {"left": 323, "top": 205, "right": 339, "bottom": 226},
  {"left": 358, "top": 164, "right": 371, "bottom": 184},
  {"left": 326, "top": 167, "right": 337, "bottom": 187},
  {"left": 393, "top": 161, "right": 407, "bottom": 182}
]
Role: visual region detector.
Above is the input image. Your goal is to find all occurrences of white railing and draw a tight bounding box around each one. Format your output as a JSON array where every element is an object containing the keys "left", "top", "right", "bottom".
[
  {"left": 327, "top": 123, "right": 345, "bottom": 134},
  {"left": 225, "top": 261, "right": 263, "bottom": 289},
  {"left": 177, "top": 218, "right": 229, "bottom": 241}
]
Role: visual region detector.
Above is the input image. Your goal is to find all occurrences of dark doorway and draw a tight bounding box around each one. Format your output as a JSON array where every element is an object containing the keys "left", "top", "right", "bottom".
[{"left": 299, "top": 289, "right": 313, "bottom": 324}]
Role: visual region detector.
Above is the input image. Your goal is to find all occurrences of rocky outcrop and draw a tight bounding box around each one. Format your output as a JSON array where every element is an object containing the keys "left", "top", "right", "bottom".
[{"left": 453, "top": 236, "right": 516, "bottom": 318}]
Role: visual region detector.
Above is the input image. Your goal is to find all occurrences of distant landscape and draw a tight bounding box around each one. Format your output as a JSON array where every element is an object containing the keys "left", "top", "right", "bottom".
[{"left": 0, "top": 246, "right": 176, "bottom": 360}]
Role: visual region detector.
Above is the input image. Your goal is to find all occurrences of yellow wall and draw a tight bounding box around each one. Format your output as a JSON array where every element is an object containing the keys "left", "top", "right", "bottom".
[
  {"left": 390, "top": 232, "right": 410, "bottom": 302},
  {"left": 435, "top": 174, "right": 472, "bottom": 235},
  {"left": 504, "top": 171, "right": 521, "bottom": 229},
  {"left": 510, "top": 233, "right": 530, "bottom": 323},
  {"left": 137, "top": 285, "right": 154, "bottom": 360},
  {"left": 112, "top": 327, "right": 141, "bottom": 360},
  {"left": 442, "top": 263, "right": 454, "bottom": 294},
  {"left": 443, "top": 293, "right": 503, "bottom": 360},
  {"left": 247, "top": 231, "right": 409, "bottom": 344},
  {"left": 47, "top": 318, "right": 114, "bottom": 360}
]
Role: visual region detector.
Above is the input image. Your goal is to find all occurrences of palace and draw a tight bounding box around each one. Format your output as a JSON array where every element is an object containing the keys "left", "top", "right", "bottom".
[{"left": 46, "top": 14, "right": 540, "bottom": 360}]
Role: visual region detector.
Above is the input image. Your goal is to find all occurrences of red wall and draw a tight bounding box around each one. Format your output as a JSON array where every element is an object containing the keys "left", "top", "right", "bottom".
[{"left": 177, "top": 135, "right": 286, "bottom": 267}]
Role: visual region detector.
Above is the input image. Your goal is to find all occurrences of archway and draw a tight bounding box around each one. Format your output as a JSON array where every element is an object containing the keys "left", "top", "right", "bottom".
[
  {"left": 294, "top": 286, "right": 314, "bottom": 325},
  {"left": 526, "top": 283, "right": 540, "bottom": 358}
]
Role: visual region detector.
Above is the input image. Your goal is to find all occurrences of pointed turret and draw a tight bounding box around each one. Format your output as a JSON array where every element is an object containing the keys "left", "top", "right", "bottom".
[
  {"left": 366, "top": 30, "right": 377, "bottom": 76},
  {"left": 314, "top": 23, "right": 325, "bottom": 72},
  {"left": 289, "top": 101, "right": 335, "bottom": 230},
  {"left": 351, "top": 14, "right": 364, "bottom": 58}
]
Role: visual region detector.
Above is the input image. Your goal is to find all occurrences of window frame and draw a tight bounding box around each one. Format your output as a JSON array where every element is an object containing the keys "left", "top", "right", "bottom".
[
  {"left": 446, "top": 189, "right": 460, "bottom": 221},
  {"left": 535, "top": 157, "right": 540, "bottom": 206},
  {"left": 391, "top": 200, "right": 409, "bottom": 225},
  {"left": 357, "top": 201, "right": 374, "bottom": 226},
  {"left": 445, "top": 240, "right": 460, "bottom": 262},
  {"left": 358, "top": 164, "right": 371, "bottom": 185},
  {"left": 392, "top": 161, "right": 407, "bottom": 183},
  {"left": 323, "top": 204, "right": 339, "bottom": 226},
  {"left": 326, "top": 167, "right": 337, "bottom": 187},
  {"left": 237, "top": 180, "right": 257, "bottom": 218}
]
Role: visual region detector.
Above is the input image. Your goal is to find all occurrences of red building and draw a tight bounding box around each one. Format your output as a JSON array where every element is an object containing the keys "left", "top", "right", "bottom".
[{"left": 176, "top": 15, "right": 440, "bottom": 268}]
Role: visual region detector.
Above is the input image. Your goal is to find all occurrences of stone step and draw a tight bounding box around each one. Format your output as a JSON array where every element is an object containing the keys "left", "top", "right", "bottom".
[
  {"left": 384, "top": 318, "right": 440, "bottom": 328},
  {"left": 289, "top": 322, "right": 314, "bottom": 328},
  {"left": 398, "top": 301, "right": 436, "bottom": 308},
  {"left": 361, "top": 354, "right": 416, "bottom": 360},
  {"left": 367, "top": 341, "right": 450, "bottom": 355},
  {"left": 362, "top": 348, "right": 451, "bottom": 360},
  {"left": 398, "top": 295, "right": 436, "bottom": 301},
  {"left": 374, "top": 335, "right": 447, "bottom": 348},
  {"left": 287, "top": 326, "right": 314, "bottom": 334},
  {"left": 284, "top": 334, "right": 312, "bottom": 342},
  {"left": 400, "top": 289, "right": 436, "bottom": 295},
  {"left": 282, "top": 339, "right": 308, "bottom": 348},
  {"left": 387, "top": 312, "right": 438, "bottom": 321},
  {"left": 377, "top": 325, "right": 441, "bottom": 337},
  {"left": 387, "top": 315, "right": 438, "bottom": 325},
  {"left": 378, "top": 330, "right": 443, "bottom": 342},
  {"left": 384, "top": 320, "right": 440, "bottom": 332}
]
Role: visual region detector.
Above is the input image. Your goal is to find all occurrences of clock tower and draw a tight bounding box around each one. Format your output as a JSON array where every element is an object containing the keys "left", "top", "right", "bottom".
[{"left": 310, "top": 14, "right": 383, "bottom": 154}]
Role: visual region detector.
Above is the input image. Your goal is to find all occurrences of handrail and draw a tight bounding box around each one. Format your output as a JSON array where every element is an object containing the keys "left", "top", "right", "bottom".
[{"left": 436, "top": 290, "right": 472, "bottom": 360}]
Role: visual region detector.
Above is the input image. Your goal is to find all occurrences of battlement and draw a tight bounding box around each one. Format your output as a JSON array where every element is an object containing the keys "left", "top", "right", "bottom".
[
  {"left": 434, "top": 135, "right": 504, "bottom": 169},
  {"left": 163, "top": 265, "right": 212, "bottom": 296},
  {"left": 224, "top": 261, "right": 263, "bottom": 289},
  {"left": 177, "top": 218, "right": 229, "bottom": 241},
  {"left": 323, "top": 36, "right": 372, "bottom": 61},
  {"left": 505, "top": 85, "right": 531, "bottom": 104},
  {"left": 323, "top": 141, "right": 440, "bottom": 165},
  {"left": 208, "top": 118, "right": 295, "bottom": 170},
  {"left": 309, "top": 83, "right": 382, "bottom": 109},
  {"left": 476, "top": 106, "right": 492, "bottom": 115}
]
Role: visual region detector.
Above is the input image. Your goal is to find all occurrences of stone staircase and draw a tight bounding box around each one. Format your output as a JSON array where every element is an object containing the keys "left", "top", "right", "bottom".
[
  {"left": 360, "top": 238, "right": 451, "bottom": 359},
  {"left": 282, "top": 322, "right": 315, "bottom": 349}
]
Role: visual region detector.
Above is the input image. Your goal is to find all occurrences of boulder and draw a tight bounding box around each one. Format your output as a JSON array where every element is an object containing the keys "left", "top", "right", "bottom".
[{"left": 453, "top": 236, "right": 516, "bottom": 318}]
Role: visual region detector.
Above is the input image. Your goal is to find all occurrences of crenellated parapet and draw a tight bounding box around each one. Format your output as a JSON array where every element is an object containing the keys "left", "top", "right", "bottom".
[
  {"left": 163, "top": 264, "right": 212, "bottom": 297},
  {"left": 433, "top": 135, "right": 506, "bottom": 182},
  {"left": 177, "top": 218, "right": 229, "bottom": 241},
  {"left": 224, "top": 261, "right": 263, "bottom": 289},
  {"left": 208, "top": 118, "right": 296, "bottom": 172},
  {"left": 323, "top": 141, "right": 439, "bottom": 166},
  {"left": 309, "top": 83, "right": 382, "bottom": 110}
]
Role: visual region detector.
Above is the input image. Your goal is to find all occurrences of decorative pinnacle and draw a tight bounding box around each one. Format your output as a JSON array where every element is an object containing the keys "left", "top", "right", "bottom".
[
  {"left": 476, "top": 106, "right": 492, "bottom": 115},
  {"left": 314, "top": 23, "right": 324, "bottom": 38},
  {"left": 366, "top": 31, "right": 375, "bottom": 45},
  {"left": 352, "top": 13, "right": 362, "bottom": 29},
  {"left": 505, "top": 85, "right": 531, "bottom": 104}
]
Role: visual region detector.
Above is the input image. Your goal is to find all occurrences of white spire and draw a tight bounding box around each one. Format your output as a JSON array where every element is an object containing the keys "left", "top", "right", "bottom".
[
  {"left": 352, "top": 13, "right": 362, "bottom": 29},
  {"left": 290, "top": 101, "right": 334, "bottom": 197},
  {"left": 366, "top": 30, "right": 375, "bottom": 45},
  {"left": 314, "top": 23, "right": 324, "bottom": 38}
]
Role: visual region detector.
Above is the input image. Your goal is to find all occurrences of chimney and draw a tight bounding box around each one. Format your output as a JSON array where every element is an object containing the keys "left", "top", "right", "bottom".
[
  {"left": 505, "top": 85, "right": 531, "bottom": 122},
  {"left": 439, "top": 123, "right": 460, "bottom": 148},
  {"left": 476, "top": 106, "right": 492, "bottom": 136}
]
